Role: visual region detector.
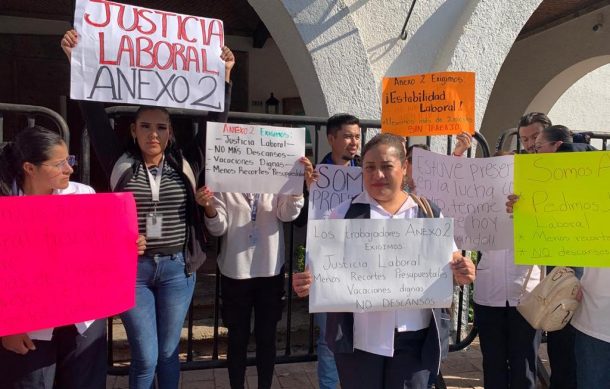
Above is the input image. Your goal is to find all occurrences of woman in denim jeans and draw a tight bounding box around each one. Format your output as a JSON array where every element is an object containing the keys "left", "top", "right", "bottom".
[{"left": 62, "top": 30, "right": 234, "bottom": 389}]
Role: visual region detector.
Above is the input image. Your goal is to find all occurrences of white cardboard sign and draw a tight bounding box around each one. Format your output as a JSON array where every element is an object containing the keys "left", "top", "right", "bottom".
[
  {"left": 308, "top": 165, "right": 362, "bottom": 220},
  {"left": 205, "top": 122, "right": 305, "bottom": 194},
  {"left": 411, "top": 148, "right": 514, "bottom": 250},
  {"left": 307, "top": 218, "right": 454, "bottom": 313},
  {"left": 71, "top": 0, "right": 225, "bottom": 111}
]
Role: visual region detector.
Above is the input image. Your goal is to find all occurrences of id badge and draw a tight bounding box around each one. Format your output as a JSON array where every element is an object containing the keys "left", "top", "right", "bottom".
[
  {"left": 248, "top": 227, "right": 257, "bottom": 247},
  {"left": 146, "top": 213, "right": 163, "bottom": 239}
]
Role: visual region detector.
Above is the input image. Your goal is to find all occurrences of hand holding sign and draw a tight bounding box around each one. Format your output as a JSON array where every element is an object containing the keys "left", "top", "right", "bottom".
[{"left": 70, "top": 0, "right": 226, "bottom": 111}]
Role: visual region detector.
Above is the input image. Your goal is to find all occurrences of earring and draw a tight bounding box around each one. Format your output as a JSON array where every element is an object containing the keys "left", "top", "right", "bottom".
[{"left": 133, "top": 137, "right": 136, "bottom": 145}]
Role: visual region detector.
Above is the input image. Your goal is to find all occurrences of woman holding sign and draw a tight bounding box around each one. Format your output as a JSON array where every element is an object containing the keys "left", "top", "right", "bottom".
[
  {"left": 292, "top": 133, "right": 475, "bottom": 389},
  {"left": 0, "top": 126, "right": 134, "bottom": 389},
  {"left": 62, "top": 29, "right": 234, "bottom": 389},
  {"left": 196, "top": 158, "right": 312, "bottom": 389}
]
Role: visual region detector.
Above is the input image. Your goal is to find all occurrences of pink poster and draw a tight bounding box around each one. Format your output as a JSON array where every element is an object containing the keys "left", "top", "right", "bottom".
[{"left": 0, "top": 193, "right": 138, "bottom": 336}]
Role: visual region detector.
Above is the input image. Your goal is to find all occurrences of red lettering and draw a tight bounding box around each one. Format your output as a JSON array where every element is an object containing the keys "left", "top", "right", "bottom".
[
  {"left": 137, "top": 9, "right": 156, "bottom": 35},
  {"left": 136, "top": 37, "right": 155, "bottom": 69},
  {"left": 154, "top": 42, "right": 174, "bottom": 70},
  {"left": 84, "top": 0, "right": 113, "bottom": 28},
  {"left": 177, "top": 16, "right": 197, "bottom": 43},
  {"left": 116, "top": 35, "right": 135, "bottom": 67},
  {"left": 184, "top": 46, "right": 200, "bottom": 72},
  {"left": 117, "top": 5, "right": 138, "bottom": 31},
  {"left": 207, "top": 20, "right": 224, "bottom": 47},
  {"left": 200, "top": 49, "right": 219, "bottom": 75},
  {"left": 154, "top": 10, "right": 178, "bottom": 38},
  {"left": 173, "top": 44, "right": 187, "bottom": 71},
  {"left": 98, "top": 32, "right": 118, "bottom": 65}
]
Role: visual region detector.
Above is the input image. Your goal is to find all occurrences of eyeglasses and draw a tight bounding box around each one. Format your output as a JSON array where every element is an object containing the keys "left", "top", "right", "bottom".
[
  {"left": 40, "top": 155, "right": 77, "bottom": 170},
  {"left": 534, "top": 141, "right": 556, "bottom": 152},
  {"left": 342, "top": 134, "right": 361, "bottom": 141}
]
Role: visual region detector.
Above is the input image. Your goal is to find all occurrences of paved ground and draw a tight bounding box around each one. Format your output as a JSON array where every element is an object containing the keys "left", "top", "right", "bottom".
[{"left": 106, "top": 339, "right": 551, "bottom": 389}]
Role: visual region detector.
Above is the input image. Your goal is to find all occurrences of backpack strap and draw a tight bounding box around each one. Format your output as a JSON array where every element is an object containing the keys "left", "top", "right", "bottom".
[
  {"left": 344, "top": 200, "right": 370, "bottom": 219},
  {"left": 410, "top": 193, "right": 434, "bottom": 218}
]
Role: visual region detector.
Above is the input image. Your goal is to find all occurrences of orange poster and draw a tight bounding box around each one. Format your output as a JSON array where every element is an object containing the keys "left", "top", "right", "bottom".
[{"left": 381, "top": 72, "right": 475, "bottom": 137}]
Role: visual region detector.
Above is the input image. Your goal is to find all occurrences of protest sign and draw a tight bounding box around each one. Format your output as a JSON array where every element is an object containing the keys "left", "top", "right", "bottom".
[
  {"left": 0, "top": 193, "right": 138, "bottom": 336},
  {"left": 412, "top": 148, "right": 514, "bottom": 250},
  {"left": 307, "top": 218, "right": 454, "bottom": 313},
  {"left": 382, "top": 72, "right": 475, "bottom": 136},
  {"left": 71, "top": 0, "right": 225, "bottom": 111},
  {"left": 205, "top": 122, "right": 306, "bottom": 194},
  {"left": 514, "top": 151, "right": 610, "bottom": 267},
  {"left": 308, "top": 165, "right": 362, "bottom": 220}
]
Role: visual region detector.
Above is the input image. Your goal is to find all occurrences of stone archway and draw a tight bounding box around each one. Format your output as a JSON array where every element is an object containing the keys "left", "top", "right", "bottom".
[
  {"left": 528, "top": 55, "right": 610, "bottom": 113},
  {"left": 249, "top": 0, "right": 544, "bottom": 129},
  {"left": 481, "top": 4, "right": 610, "bottom": 145}
]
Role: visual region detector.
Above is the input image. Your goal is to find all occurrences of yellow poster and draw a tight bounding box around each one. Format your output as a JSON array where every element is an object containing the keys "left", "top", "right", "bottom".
[
  {"left": 381, "top": 72, "right": 475, "bottom": 136},
  {"left": 514, "top": 151, "right": 610, "bottom": 267}
]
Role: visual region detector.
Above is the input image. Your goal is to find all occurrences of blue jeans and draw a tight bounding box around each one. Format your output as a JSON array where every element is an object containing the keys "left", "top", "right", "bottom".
[
  {"left": 315, "top": 313, "right": 339, "bottom": 389},
  {"left": 575, "top": 329, "right": 610, "bottom": 388},
  {"left": 120, "top": 253, "right": 195, "bottom": 389}
]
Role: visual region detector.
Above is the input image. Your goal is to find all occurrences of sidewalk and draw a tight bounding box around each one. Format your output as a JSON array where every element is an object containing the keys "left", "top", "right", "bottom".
[{"left": 108, "top": 337, "right": 553, "bottom": 389}]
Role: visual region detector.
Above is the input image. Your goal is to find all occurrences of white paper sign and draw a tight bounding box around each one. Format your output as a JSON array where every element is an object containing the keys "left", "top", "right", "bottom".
[
  {"left": 205, "top": 122, "right": 305, "bottom": 194},
  {"left": 308, "top": 165, "right": 362, "bottom": 220},
  {"left": 412, "top": 148, "right": 514, "bottom": 250},
  {"left": 71, "top": 0, "right": 225, "bottom": 111},
  {"left": 307, "top": 218, "right": 454, "bottom": 313}
]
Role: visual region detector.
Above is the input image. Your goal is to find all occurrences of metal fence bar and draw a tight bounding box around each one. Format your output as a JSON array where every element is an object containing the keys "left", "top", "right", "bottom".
[
  {"left": 495, "top": 127, "right": 610, "bottom": 153},
  {"left": 0, "top": 103, "right": 70, "bottom": 144},
  {"left": 285, "top": 225, "right": 295, "bottom": 356},
  {"left": 0, "top": 103, "right": 71, "bottom": 146}
]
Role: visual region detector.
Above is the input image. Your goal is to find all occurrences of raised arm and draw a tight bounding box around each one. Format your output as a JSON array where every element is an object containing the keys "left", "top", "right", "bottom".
[{"left": 62, "top": 29, "right": 122, "bottom": 177}]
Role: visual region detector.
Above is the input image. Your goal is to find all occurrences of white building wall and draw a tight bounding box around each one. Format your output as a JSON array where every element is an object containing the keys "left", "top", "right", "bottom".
[
  {"left": 250, "top": 0, "right": 543, "bottom": 155},
  {"left": 226, "top": 36, "right": 300, "bottom": 114},
  {"left": 548, "top": 64, "right": 610, "bottom": 134},
  {"left": 481, "top": 5, "right": 610, "bottom": 147}
]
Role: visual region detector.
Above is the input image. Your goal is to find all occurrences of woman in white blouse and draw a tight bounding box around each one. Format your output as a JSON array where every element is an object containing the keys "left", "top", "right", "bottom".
[
  {"left": 0, "top": 126, "right": 144, "bottom": 388},
  {"left": 293, "top": 134, "right": 475, "bottom": 389},
  {"left": 196, "top": 157, "right": 313, "bottom": 389}
]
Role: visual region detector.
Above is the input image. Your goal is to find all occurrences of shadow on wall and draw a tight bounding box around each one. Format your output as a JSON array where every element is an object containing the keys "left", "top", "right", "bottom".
[
  {"left": 385, "top": 0, "right": 468, "bottom": 77},
  {"left": 287, "top": 0, "right": 369, "bottom": 52}
]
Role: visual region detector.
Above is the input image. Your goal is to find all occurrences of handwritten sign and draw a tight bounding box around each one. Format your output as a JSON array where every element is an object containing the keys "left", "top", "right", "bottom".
[
  {"left": 205, "top": 122, "right": 305, "bottom": 194},
  {"left": 381, "top": 72, "right": 475, "bottom": 136},
  {"left": 514, "top": 152, "right": 610, "bottom": 267},
  {"left": 307, "top": 218, "right": 454, "bottom": 312},
  {"left": 71, "top": 0, "right": 225, "bottom": 111},
  {"left": 308, "top": 165, "right": 362, "bottom": 220},
  {"left": 412, "top": 148, "right": 514, "bottom": 250},
  {"left": 0, "top": 193, "right": 138, "bottom": 336}
]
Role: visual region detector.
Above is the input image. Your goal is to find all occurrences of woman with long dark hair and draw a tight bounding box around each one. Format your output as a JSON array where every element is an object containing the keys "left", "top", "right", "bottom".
[
  {"left": 62, "top": 29, "right": 234, "bottom": 388},
  {"left": 0, "top": 126, "right": 110, "bottom": 389}
]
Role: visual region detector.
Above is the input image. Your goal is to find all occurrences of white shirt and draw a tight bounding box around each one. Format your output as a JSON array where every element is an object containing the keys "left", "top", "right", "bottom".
[
  {"left": 330, "top": 191, "right": 456, "bottom": 357},
  {"left": 571, "top": 268, "right": 610, "bottom": 343},
  {"left": 13, "top": 181, "right": 98, "bottom": 340},
  {"left": 473, "top": 249, "right": 541, "bottom": 307},
  {"left": 205, "top": 193, "right": 304, "bottom": 279}
]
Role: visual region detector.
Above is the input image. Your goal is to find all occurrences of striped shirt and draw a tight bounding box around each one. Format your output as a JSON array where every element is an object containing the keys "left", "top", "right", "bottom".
[{"left": 123, "top": 162, "right": 187, "bottom": 252}]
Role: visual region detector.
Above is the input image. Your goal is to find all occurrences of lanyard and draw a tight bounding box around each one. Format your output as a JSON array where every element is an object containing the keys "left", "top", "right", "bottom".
[
  {"left": 146, "top": 158, "right": 164, "bottom": 204},
  {"left": 244, "top": 193, "right": 260, "bottom": 222}
]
